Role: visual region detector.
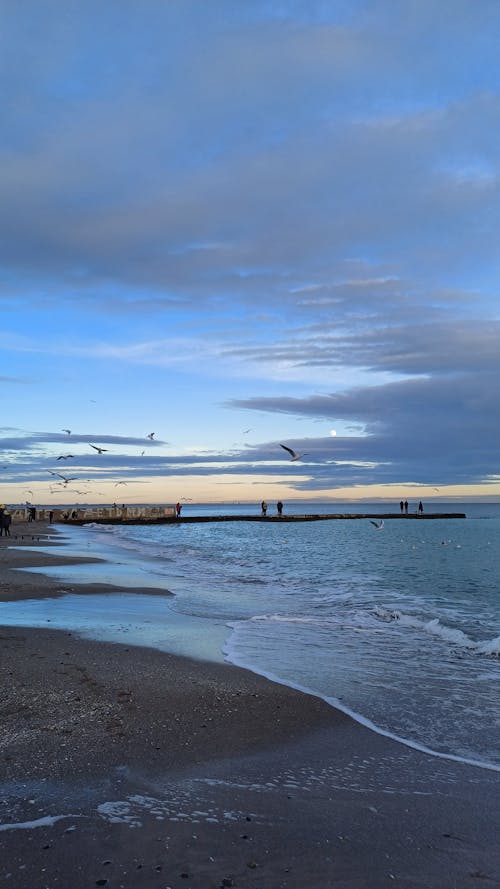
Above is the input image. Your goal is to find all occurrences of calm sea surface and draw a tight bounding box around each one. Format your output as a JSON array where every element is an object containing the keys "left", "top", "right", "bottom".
[{"left": 3, "top": 501, "right": 500, "bottom": 771}]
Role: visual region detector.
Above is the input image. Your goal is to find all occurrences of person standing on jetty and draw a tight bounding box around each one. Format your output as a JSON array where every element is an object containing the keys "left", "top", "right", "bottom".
[
  {"left": 399, "top": 500, "right": 404, "bottom": 513},
  {"left": 175, "top": 502, "right": 182, "bottom": 518},
  {"left": 261, "top": 500, "right": 267, "bottom": 516},
  {"left": 277, "top": 500, "right": 283, "bottom": 516},
  {"left": 404, "top": 500, "right": 408, "bottom": 514},
  {"left": 418, "top": 500, "right": 424, "bottom": 515}
]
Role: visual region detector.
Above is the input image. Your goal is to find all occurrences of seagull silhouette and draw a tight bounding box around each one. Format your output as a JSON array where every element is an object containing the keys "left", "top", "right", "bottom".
[
  {"left": 147, "top": 432, "right": 155, "bottom": 440},
  {"left": 62, "top": 429, "right": 71, "bottom": 435},
  {"left": 114, "top": 481, "right": 128, "bottom": 487},
  {"left": 53, "top": 473, "right": 78, "bottom": 485},
  {"left": 370, "top": 519, "right": 384, "bottom": 530},
  {"left": 90, "top": 444, "right": 108, "bottom": 454},
  {"left": 57, "top": 454, "right": 74, "bottom": 460},
  {"left": 280, "top": 444, "right": 307, "bottom": 461}
]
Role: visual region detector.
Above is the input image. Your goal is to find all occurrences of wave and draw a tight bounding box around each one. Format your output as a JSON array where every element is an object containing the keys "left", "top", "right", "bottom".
[
  {"left": 222, "top": 625, "right": 500, "bottom": 774},
  {"left": 374, "top": 607, "right": 500, "bottom": 657}
]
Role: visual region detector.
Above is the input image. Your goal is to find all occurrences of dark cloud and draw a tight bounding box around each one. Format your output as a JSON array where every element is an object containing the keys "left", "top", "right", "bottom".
[
  {"left": 228, "top": 371, "right": 500, "bottom": 487},
  {"left": 222, "top": 318, "right": 500, "bottom": 375},
  {"left": 1, "top": 3, "right": 500, "bottom": 303}
]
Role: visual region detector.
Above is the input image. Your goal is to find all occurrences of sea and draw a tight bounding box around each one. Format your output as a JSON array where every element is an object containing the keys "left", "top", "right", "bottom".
[{"left": 2, "top": 501, "right": 500, "bottom": 772}]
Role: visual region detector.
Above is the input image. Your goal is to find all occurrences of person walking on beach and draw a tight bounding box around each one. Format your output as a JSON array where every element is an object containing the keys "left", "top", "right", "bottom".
[
  {"left": 261, "top": 500, "right": 267, "bottom": 516},
  {"left": 404, "top": 500, "right": 408, "bottom": 514},
  {"left": 418, "top": 500, "right": 424, "bottom": 515},
  {"left": 2, "top": 511, "right": 11, "bottom": 537},
  {"left": 277, "top": 500, "right": 283, "bottom": 516}
]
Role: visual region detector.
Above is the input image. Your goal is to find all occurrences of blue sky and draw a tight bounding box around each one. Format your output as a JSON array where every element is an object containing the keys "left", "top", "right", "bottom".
[{"left": 1, "top": 0, "right": 500, "bottom": 505}]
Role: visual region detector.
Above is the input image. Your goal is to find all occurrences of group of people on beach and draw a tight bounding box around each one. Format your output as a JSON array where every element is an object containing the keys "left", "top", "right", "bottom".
[
  {"left": 399, "top": 500, "right": 424, "bottom": 514},
  {"left": 261, "top": 501, "right": 283, "bottom": 516}
]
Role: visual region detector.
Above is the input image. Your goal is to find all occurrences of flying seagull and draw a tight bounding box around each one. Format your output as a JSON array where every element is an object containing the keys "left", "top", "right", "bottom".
[
  {"left": 243, "top": 428, "right": 253, "bottom": 434},
  {"left": 280, "top": 444, "right": 307, "bottom": 462},
  {"left": 147, "top": 432, "right": 155, "bottom": 440},
  {"left": 90, "top": 444, "right": 108, "bottom": 454},
  {"left": 57, "top": 454, "right": 74, "bottom": 460},
  {"left": 370, "top": 519, "right": 384, "bottom": 530},
  {"left": 49, "top": 472, "right": 78, "bottom": 485},
  {"left": 114, "top": 481, "right": 128, "bottom": 487},
  {"left": 62, "top": 429, "right": 71, "bottom": 435}
]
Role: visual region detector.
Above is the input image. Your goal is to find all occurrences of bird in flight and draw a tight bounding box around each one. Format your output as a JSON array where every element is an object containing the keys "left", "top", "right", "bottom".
[
  {"left": 280, "top": 444, "right": 307, "bottom": 462},
  {"left": 52, "top": 473, "right": 78, "bottom": 485},
  {"left": 62, "top": 429, "right": 71, "bottom": 435},
  {"left": 114, "top": 481, "right": 128, "bottom": 487},
  {"left": 57, "top": 454, "right": 74, "bottom": 460},
  {"left": 147, "top": 432, "right": 155, "bottom": 440},
  {"left": 243, "top": 428, "right": 253, "bottom": 434},
  {"left": 90, "top": 444, "right": 108, "bottom": 454},
  {"left": 370, "top": 519, "right": 384, "bottom": 530}
]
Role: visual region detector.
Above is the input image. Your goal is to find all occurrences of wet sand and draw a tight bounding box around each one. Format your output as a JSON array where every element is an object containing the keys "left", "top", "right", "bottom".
[{"left": 1, "top": 521, "right": 499, "bottom": 887}]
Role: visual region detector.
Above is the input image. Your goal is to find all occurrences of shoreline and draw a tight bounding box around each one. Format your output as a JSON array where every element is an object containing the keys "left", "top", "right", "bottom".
[{"left": 1, "top": 523, "right": 500, "bottom": 886}]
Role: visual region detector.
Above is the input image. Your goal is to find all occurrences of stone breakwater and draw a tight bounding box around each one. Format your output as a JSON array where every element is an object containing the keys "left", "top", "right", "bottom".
[{"left": 60, "top": 511, "right": 466, "bottom": 525}]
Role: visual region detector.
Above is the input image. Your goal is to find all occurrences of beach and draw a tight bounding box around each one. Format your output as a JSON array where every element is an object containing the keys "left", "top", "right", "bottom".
[{"left": 1, "top": 523, "right": 499, "bottom": 888}]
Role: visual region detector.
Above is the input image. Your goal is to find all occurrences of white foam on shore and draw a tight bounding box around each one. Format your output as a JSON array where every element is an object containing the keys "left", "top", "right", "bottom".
[
  {"left": 0, "top": 814, "right": 80, "bottom": 832},
  {"left": 223, "top": 624, "right": 500, "bottom": 775}
]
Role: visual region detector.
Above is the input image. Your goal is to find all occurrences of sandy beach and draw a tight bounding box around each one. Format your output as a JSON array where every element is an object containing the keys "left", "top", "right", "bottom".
[{"left": 1, "top": 522, "right": 499, "bottom": 888}]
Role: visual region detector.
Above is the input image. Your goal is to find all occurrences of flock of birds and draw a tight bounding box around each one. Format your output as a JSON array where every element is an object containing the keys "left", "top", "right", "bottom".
[
  {"left": 32, "top": 432, "right": 309, "bottom": 500},
  {"left": 38, "top": 431, "right": 159, "bottom": 496}
]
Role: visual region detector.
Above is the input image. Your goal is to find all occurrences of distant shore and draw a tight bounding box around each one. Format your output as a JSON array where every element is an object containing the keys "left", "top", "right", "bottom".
[{"left": 0, "top": 521, "right": 499, "bottom": 888}]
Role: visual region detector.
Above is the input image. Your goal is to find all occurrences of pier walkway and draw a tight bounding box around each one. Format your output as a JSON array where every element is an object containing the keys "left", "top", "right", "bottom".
[{"left": 63, "top": 511, "right": 466, "bottom": 526}]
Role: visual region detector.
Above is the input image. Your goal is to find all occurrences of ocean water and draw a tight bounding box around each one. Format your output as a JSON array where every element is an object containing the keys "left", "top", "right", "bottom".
[{"left": 3, "top": 501, "right": 500, "bottom": 771}]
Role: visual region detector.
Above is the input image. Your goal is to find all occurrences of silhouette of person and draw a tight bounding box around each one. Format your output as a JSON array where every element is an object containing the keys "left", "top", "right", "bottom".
[
  {"left": 176, "top": 502, "right": 182, "bottom": 518},
  {"left": 399, "top": 500, "right": 404, "bottom": 513},
  {"left": 404, "top": 500, "right": 408, "bottom": 514},
  {"left": 418, "top": 501, "right": 423, "bottom": 515},
  {"left": 277, "top": 500, "right": 283, "bottom": 516},
  {"left": 261, "top": 501, "right": 267, "bottom": 516}
]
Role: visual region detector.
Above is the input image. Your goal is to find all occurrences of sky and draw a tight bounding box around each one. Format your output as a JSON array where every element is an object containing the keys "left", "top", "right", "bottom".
[{"left": 1, "top": 0, "right": 500, "bottom": 506}]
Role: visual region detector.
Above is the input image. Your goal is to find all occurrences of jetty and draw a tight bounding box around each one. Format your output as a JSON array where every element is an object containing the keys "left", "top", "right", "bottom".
[{"left": 38, "top": 506, "right": 466, "bottom": 526}]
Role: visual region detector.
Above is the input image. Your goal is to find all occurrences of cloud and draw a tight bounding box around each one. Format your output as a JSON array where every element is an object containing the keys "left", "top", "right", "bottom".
[
  {"left": 228, "top": 370, "right": 500, "bottom": 487},
  {"left": 1, "top": 4, "right": 500, "bottom": 304},
  {"left": 1, "top": 3, "right": 499, "bottom": 497}
]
